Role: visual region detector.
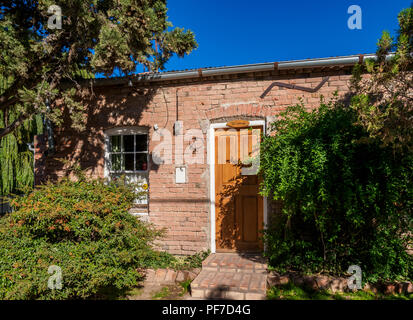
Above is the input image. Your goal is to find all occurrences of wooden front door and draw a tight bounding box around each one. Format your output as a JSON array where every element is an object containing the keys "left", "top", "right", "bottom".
[{"left": 215, "top": 126, "right": 263, "bottom": 252}]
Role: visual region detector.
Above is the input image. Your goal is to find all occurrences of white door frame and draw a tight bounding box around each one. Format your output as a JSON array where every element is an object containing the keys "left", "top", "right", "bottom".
[{"left": 208, "top": 120, "right": 267, "bottom": 253}]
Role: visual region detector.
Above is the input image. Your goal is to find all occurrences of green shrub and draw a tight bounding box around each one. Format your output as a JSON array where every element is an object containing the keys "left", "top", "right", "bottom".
[
  {"left": 260, "top": 98, "right": 413, "bottom": 283},
  {"left": 0, "top": 177, "right": 174, "bottom": 299}
]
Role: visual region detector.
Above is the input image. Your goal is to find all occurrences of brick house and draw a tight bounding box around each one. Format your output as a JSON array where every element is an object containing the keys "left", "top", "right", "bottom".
[{"left": 34, "top": 54, "right": 370, "bottom": 255}]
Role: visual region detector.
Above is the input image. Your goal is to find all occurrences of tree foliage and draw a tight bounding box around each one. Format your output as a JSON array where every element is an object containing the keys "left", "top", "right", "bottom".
[
  {"left": 0, "top": 0, "right": 197, "bottom": 139},
  {"left": 0, "top": 76, "right": 43, "bottom": 197},
  {"left": 350, "top": 7, "right": 413, "bottom": 153},
  {"left": 260, "top": 100, "right": 412, "bottom": 283}
]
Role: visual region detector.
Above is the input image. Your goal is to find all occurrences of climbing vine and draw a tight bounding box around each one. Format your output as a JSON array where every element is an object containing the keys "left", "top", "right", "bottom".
[{"left": 260, "top": 98, "right": 413, "bottom": 283}]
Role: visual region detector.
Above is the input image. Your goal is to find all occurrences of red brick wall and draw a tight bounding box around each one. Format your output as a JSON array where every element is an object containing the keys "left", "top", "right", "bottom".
[{"left": 35, "top": 68, "right": 354, "bottom": 255}]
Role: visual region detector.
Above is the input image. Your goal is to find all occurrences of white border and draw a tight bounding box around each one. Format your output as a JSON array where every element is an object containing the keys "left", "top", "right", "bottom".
[{"left": 208, "top": 120, "right": 267, "bottom": 253}]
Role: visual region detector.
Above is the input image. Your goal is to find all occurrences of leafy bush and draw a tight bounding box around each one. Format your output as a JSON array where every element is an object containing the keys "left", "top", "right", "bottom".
[
  {"left": 0, "top": 177, "right": 174, "bottom": 299},
  {"left": 260, "top": 98, "right": 413, "bottom": 283}
]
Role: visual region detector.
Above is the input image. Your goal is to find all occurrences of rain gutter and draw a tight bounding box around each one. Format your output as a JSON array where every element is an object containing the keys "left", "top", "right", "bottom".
[{"left": 89, "top": 53, "right": 395, "bottom": 86}]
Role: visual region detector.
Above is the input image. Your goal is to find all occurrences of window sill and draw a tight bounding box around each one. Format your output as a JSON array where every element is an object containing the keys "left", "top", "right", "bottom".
[
  {"left": 129, "top": 207, "right": 148, "bottom": 216},
  {"left": 130, "top": 212, "right": 148, "bottom": 217},
  {"left": 109, "top": 170, "right": 148, "bottom": 174}
]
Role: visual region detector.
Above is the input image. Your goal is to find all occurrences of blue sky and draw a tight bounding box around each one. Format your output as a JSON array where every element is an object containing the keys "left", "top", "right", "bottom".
[{"left": 163, "top": 0, "right": 412, "bottom": 71}]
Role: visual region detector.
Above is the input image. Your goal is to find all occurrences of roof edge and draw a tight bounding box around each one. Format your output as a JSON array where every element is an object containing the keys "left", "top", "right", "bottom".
[{"left": 86, "top": 53, "right": 395, "bottom": 87}]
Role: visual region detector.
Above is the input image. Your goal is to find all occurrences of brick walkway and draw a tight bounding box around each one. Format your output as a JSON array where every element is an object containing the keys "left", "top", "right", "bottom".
[{"left": 190, "top": 253, "right": 268, "bottom": 300}]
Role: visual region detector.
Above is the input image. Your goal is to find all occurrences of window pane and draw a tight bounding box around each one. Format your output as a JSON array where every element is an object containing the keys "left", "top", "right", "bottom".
[
  {"left": 136, "top": 154, "right": 148, "bottom": 171},
  {"left": 136, "top": 134, "right": 147, "bottom": 152},
  {"left": 125, "top": 153, "right": 134, "bottom": 171},
  {"left": 110, "top": 136, "right": 121, "bottom": 152},
  {"left": 124, "top": 135, "right": 134, "bottom": 152},
  {"left": 111, "top": 154, "right": 123, "bottom": 171}
]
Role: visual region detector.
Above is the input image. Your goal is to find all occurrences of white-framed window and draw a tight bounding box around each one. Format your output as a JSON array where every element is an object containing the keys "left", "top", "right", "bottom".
[
  {"left": 104, "top": 127, "right": 149, "bottom": 206},
  {"left": 107, "top": 130, "right": 148, "bottom": 173}
]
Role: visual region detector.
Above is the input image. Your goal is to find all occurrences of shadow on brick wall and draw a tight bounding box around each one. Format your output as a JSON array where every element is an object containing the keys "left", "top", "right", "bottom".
[{"left": 35, "top": 85, "right": 158, "bottom": 183}]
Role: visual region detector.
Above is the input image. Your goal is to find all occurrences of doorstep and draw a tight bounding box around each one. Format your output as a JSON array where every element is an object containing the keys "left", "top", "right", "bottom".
[{"left": 190, "top": 253, "right": 268, "bottom": 300}]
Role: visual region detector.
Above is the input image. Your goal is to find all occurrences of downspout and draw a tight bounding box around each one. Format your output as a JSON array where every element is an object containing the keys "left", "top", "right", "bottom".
[
  {"left": 44, "top": 99, "right": 55, "bottom": 156},
  {"left": 27, "top": 142, "right": 35, "bottom": 187}
]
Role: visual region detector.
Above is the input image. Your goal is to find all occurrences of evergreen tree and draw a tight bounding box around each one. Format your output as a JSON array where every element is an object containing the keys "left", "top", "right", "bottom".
[
  {"left": 0, "top": 0, "right": 197, "bottom": 196},
  {"left": 0, "top": 75, "right": 42, "bottom": 197},
  {"left": 0, "top": 0, "right": 197, "bottom": 139},
  {"left": 350, "top": 7, "right": 413, "bottom": 153}
]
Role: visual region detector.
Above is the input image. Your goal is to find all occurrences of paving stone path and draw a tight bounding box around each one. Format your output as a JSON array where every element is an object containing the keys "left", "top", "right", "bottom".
[{"left": 190, "top": 253, "right": 268, "bottom": 300}]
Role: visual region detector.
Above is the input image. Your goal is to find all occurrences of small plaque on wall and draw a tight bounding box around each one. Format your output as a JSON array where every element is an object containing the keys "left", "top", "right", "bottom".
[
  {"left": 226, "top": 119, "right": 250, "bottom": 128},
  {"left": 175, "top": 166, "right": 186, "bottom": 184}
]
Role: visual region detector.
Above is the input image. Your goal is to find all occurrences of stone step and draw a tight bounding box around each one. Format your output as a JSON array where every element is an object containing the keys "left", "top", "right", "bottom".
[
  {"left": 191, "top": 270, "right": 267, "bottom": 300},
  {"left": 191, "top": 253, "right": 268, "bottom": 300},
  {"left": 191, "top": 288, "right": 266, "bottom": 300},
  {"left": 201, "top": 253, "right": 267, "bottom": 273}
]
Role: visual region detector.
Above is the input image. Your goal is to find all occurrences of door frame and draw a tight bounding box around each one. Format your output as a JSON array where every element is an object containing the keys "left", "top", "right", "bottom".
[{"left": 208, "top": 120, "right": 267, "bottom": 253}]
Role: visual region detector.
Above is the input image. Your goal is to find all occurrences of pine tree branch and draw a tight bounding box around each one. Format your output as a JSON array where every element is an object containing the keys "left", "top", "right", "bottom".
[{"left": 0, "top": 113, "right": 29, "bottom": 139}]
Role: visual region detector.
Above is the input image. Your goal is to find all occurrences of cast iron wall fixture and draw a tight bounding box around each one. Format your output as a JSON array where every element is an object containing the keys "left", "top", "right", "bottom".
[{"left": 260, "top": 76, "right": 330, "bottom": 99}]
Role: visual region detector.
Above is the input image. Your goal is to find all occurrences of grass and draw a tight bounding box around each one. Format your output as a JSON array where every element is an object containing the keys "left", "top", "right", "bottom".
[
  {"left": 179, "top": 279, "right": 192, "bottom": 296},
  {"left": 152, "top": 287, "right": 171, "bottom": 300},
  {"left": 151, "top": 281, "right": 192, "bottom": 300},
  {"left": 267, "top": 282, "right": 413, "bottom": 300},
  {"left": 126, "top": 287, "right": 144, "bottom": 297}
]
